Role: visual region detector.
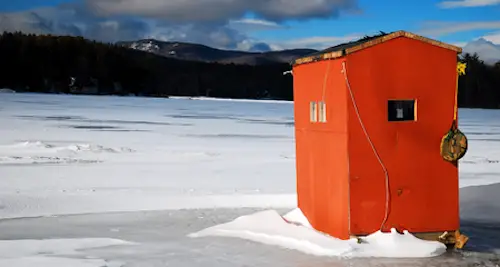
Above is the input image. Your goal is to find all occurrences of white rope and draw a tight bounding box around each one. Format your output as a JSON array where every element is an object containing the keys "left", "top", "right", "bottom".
[
  {"left": 341, "top": 61, "right": 391, "bottom": 231},
  {"left": 321, "top": 60, "right": 331, "bottom": 102}
]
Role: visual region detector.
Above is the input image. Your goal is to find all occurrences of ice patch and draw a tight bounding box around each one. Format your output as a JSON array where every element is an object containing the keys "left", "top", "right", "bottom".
[
  {"left": 3, "top": 141, "right": 134, "bottom": 154},
  {"left": 0, "top": 238, "right": 133, "bottom": 267},
  {"left": 62, "top": 144, "right": 135, "bottom": 153},
  {"left": 11, "top": 141, "right": 55, "bottom": 149},
  {"left": 0, "top": 156, "right": 102, "bottom": 165},
  {"left": 0, "top": 88, "right": 15, "bottom": 93},
  {"left": 0, "top": 193, "right": 297, "bottom": 219},
  {"left": 189, "top": 209, "right": 447, "bottom": 258},
  {"left": 0, "top": 141, "right": 134, "bottom": 165},
  {"left": 462, "top": 156, "right": 499, "bottom": 164}
]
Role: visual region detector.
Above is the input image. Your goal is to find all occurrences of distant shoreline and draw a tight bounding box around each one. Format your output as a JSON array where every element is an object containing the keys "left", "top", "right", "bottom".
[
  {"left": 2, "top": 91, "right": 294, "bottom": 104},
  {"left": 168, "top": 96, "right": 293, "bottom": 104},
  {"left": 4, "top": 91, "right": 500, "bottom": 110}
]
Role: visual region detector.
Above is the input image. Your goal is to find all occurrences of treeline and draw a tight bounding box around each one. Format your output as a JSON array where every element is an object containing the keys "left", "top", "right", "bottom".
[
  {"left": 0, "top": 32, "right": 293, "bottom": 100},
  {"left": 0, "top": 31, "right": 499, "bottom": 108},
  {"left": 458, "top": 53, "right": 500, "bottom": 109}
]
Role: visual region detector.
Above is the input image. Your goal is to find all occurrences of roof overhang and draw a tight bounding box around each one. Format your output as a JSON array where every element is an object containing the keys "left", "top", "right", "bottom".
[{"left": 293, "top": 30, "right": 462, "bottom": 66}]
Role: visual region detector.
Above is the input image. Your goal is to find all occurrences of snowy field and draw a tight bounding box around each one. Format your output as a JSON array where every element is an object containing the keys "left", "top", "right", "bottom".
[{"left": 1, "top": 93, "right": 500, "bottom": 266}]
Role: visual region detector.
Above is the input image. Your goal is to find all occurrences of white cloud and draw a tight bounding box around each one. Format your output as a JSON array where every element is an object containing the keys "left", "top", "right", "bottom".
[
  {"left": 228, "top": 18, "right": 285, "bottom": 32},
  {"left": 452, "top": 41, "right": 468, "bottom": 47},
  {"left": 418, "top": 21, "right": 500, "bottom": 37},
  {"left": 85, "top": 0, "right": 359, "bottom": 22},
  {"left": 438, "top": 0, "right": 500, "bottom": 8},
  {"left": 419, "top": 22, "right": 500, "bottom": 64},
  {"left": 0, "top": 6, "right": 150, "bottom": 42},
  {"left": 266, "top": 34, "right": 361, "bottom": 50},
  {"left": 482, "top": 31, "right": 500, "bottom": 43},
  {"left": 462, "top": 37, "right": 500, "bottom": 64},
  {"left": 451, "top": 31, "right": 500, "bottom": 64},
  {"left": 0, "top": 1, "right": 362, "bottom": 51},
  {"left": 0, "top": 6, "right": 253, "bottom": 49},
  {"left": 0, "top": 7, "right": 83, "bottom": 36},
  {"left": 141, "top": 23, "right": 251, "bottom": 50}
]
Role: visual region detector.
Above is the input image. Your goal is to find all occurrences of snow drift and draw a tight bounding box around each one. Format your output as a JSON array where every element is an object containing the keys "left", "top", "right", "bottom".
[{"left": 189, "top": 209, "right": 447, "bottom": 258}]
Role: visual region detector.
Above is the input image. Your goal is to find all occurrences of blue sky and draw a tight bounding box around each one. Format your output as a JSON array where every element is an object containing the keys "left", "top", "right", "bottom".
[
  {"left": 0, "top": 0, "right": 499, "bottom": 50},
  {"left": 245, "top": 0, "right": 500, "bottom": 48},
  {"left": 0, "top": 0, "right": 69, "bottom": 12}
]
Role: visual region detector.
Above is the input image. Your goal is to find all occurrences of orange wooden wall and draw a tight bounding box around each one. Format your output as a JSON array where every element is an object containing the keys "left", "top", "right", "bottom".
[
  {"left": 293, "top": 58, "right": 350, "bottom": 239},
  {"left": 292, "top": 36, "right": 459, "bottom": 239}
]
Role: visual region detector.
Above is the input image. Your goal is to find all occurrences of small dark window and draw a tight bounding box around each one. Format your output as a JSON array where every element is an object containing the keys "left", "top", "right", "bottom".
[{"left": 388, "top": 100, "right": 416, "bottom": 121}]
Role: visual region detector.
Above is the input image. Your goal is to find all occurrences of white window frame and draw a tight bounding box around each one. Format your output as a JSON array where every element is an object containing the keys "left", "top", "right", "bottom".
[
  {"left": 310, "top": 101, "right": 318, "bottom": 122},
  {"left": 318, "top": 101, "right": 326, "bottom": 123}
]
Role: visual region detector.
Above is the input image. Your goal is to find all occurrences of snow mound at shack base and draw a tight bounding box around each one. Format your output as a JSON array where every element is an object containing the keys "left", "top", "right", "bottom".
[{"left": 188, "top": 208, "right": 447, "bottom": 258}]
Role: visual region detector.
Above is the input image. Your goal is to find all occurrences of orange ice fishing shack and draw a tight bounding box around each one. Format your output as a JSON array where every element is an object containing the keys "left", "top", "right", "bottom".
[{"left": 291, "top": 30, "right": 469, "bottom": 248}]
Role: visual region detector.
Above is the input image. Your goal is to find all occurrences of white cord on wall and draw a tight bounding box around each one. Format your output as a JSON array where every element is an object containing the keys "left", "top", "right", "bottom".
[
  {"left": 341, "top": 61, "right": 391, "bottom": 231},
  {"left": 321, "top": 60, "right": 331, "bottom": 103}
]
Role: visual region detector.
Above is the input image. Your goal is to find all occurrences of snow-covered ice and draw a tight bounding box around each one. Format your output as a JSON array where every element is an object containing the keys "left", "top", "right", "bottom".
[
  {"left": 0, "top": 93, "right": 297, "bottom": 219},
  {"left": 0, "top": 93, "right": 500, "bottom": 266}
]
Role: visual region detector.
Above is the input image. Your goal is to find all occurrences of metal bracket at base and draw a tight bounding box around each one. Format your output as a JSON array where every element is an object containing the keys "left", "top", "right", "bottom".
[
  {"left": 417, "top": 230, "right": 469, "bottom": 249},
  {"left": 453, "top": 230, "right": 469, "bottom": 249}
]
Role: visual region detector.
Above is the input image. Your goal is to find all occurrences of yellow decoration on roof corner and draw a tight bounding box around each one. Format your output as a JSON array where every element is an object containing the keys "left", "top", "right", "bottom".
[{"left": 457, "top": 62, "right": 467, "bottom": 76}]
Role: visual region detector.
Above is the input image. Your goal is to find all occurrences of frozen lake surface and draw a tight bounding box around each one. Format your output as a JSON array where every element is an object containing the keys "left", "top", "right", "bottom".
[
  {"left": 1, "top": 93, "right": 500, "bottom": 266},
  {"left": 0, "top": 208, "right": 499, "bottom": 267}
]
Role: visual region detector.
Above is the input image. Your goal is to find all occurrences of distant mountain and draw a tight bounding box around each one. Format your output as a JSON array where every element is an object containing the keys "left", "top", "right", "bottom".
[
  {"left": 117, "top": 39, "right": 317, "bottom": 65},
  {"left": 462, "top": 38, "right": 500, "bottom": 65}
]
